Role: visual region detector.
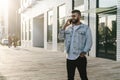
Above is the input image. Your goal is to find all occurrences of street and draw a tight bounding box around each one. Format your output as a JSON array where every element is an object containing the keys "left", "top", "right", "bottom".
[{"left": 0, "top": 46, "right": 120, "bottom": 80}]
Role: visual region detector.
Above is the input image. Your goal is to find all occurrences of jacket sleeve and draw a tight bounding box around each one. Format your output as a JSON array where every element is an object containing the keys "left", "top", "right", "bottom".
[
  {"left": 58, "top": 29, "right": 65, "bottom": 40},
  {"left": 83, "top": 27, "right": 93, "bottom": 52}
]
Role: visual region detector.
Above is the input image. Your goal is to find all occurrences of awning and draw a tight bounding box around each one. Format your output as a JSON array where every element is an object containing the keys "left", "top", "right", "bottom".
[{"left": 81, "top": 6, "right": 117, "bottom": 13}]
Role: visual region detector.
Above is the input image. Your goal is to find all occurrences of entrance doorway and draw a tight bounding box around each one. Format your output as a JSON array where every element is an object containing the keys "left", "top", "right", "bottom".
[{"left": 97, "top": 10, "right": 117, "bottom": 60}]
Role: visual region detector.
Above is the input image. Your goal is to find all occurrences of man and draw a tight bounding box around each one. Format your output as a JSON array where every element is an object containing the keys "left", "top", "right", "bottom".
[{"left": 59, "top": 10, "right": 92, "bottom": 80}]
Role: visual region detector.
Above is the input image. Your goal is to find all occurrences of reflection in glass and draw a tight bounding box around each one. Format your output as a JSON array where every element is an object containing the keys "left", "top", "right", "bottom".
[
  {"left": 58, "top": 4, "right": 65, "bottom": 42},
  {"left": 29, "top": 19, "right": 31, "bottom": 40},
  {"left": 74, "top": 0, "right": 84, "bottom": 8},
  {"left": 98, "top": 12, "right": 116, "bottom": 59},
  {"left": 22, "top": 23, "right": 24, "bottom": 40},
  {"left": 25, "top": 21, "right": 27, "bottom": 40},
  {"left": 47, "top": 10, "right": 53, "bottom": 42},
  {"left": 74, "top": 0, "right": 84, "bottom": 23}
]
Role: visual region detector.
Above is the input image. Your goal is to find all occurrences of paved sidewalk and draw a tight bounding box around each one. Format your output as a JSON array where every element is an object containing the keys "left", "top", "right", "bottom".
[{"left": 0, "top": 46, "right": 120, "bottom": 80}]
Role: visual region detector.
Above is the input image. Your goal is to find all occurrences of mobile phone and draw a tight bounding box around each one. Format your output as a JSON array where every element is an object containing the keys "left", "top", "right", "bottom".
[{"left": 69, "top": 19, "right": 72, "bottom": 24}]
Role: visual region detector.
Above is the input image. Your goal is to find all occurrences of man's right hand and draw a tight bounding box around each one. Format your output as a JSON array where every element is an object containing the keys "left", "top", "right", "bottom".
[{"left": 63, "top": 19, "right": 72, "bottom": 30}]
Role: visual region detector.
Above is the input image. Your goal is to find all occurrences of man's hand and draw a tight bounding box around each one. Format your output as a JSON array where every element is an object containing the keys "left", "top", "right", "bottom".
[
  {"left": 63, "top": 19, "right": 72, "bottom": 30},
  {"left": 80, "top": 52, "right": 86, "bottom": 57}
]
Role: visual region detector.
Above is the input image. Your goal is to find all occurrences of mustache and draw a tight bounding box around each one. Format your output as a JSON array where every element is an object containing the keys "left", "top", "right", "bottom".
[{"left": 71, "top": 19, "right": 79, "bottom": 23}]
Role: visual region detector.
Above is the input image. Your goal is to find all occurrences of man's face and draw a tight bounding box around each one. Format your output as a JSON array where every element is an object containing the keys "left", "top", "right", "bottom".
[{"left": 71, "top": 13, "right": 80, "bottom": 24}]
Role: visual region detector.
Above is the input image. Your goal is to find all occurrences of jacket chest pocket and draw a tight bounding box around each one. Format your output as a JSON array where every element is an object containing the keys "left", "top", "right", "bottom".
[
  {"left": 78, "top": 31, "right": 86, "bottom": 38},
  {"left": 77, "top": 31, "right": 86, "bottom": 49},
  {"left": 65, "top": 31, "right": 71, "bottom": 39}
]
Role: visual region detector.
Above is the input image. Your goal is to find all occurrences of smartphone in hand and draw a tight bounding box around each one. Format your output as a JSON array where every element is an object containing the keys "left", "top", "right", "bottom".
[
  {"left": 67, "top": 19, "right": 72, "bottom": 24},
  {"left": 63, "top": 19, "right": 72, "bottom": 30}
]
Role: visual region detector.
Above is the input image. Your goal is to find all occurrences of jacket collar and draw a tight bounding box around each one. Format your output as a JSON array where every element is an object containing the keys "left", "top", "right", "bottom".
[{"left": 69, "top": 23, "right": 84, "bottom": 31}]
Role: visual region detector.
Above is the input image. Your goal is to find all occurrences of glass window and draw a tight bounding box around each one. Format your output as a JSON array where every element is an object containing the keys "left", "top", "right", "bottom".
[
  {"left": 58, "top": 4, "right": 66, "bottom": 42},
  {"left": 23, "top": 22, "right": 25, "bottom": 40},
  {"left": 74, "top": 0, "right": 84, "bottom": 8},
  {"left": 97, "top": 11, "right": 117, "bottom": 60},
  {"left": 29, "top": 19, "right": 31, "bottom": 40},
  {"left": 74, "top": 0, "right": 85, "bottom": 23},
  {"left": 25, "top": 21, "right": 27, "bottom": 40},
  {"left": 99, "top": 0, "right": 117, "bottom": 7},
  {"left": 22, "top": 23, "right": 24, "bottom": 40},
  {"left": 47, "top": 10, "right": 53, "bottom": 42}
]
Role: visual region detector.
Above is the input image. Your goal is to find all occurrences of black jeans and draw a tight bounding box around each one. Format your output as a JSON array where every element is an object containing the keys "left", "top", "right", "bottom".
[{"left": 67, "top": 56, "right": 88, "bottom": 80}]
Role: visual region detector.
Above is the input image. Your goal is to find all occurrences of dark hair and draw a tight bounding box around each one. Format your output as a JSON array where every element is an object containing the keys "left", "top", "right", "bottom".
[{"left": 71, "top": 10, "right": 81, "bottom": 16}]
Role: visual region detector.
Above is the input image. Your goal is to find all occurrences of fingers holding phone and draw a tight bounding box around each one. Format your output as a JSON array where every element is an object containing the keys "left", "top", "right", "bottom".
[
  {"left": 67, "top": 19, "right": 72, "bottom": 24},
  {"left": 63, "top": 19, "right": 72, "bottom": 30}
]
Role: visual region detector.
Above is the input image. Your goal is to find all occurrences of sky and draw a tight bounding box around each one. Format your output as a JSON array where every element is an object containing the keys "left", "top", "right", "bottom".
[{"left": 0, "top": 0, "right": 8, "bottom": 16}]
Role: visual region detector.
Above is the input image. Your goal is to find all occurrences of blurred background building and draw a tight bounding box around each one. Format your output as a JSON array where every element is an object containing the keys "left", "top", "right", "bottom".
[
  {"left": 0, "top": 0, "right": 21, "bottom": 44},
  {"left": 8, "top": 0, "right": 21, "bottom": 41},
  {"left": 0, "top": 0, "right": 8, "bottom": 40}
]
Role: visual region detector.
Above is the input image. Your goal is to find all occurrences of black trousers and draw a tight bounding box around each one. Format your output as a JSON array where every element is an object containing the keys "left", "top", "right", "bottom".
[{"left": 67, "top": 56, "right": 88, "bottom": 80}]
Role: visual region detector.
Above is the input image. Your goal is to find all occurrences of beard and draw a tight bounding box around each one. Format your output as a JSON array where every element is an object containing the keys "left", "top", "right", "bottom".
[{"left": 72, "top": 18, "right": 79, "bottom": 24}]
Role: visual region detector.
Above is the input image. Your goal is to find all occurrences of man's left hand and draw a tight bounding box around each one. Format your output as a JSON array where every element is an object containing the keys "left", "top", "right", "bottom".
[{"left": 80, "top": 52, "right": 86, "bottom": 57}]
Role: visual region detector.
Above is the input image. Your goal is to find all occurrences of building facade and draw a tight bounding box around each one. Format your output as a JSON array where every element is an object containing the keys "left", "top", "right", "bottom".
[
  {"left": 19, "top": 0, "right": 120, "bottom": 61},
  {"left": 0, "top": 0, "right": 8, "bottom": 40},
  {"left": 8, "top": 0, "right": 21, "bottom": 41}
]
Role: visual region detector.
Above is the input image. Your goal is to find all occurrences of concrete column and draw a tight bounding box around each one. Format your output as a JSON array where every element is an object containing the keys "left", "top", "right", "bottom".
[
  {"left": 89, "top": 0, "right": 96, "bottom": 57},
  {"left": 44, "top": 12, "right": 47, "bottom": 49},
  {"left": 84, "top": 0, "right": 89, "bottom": 25},
  {"left": 52, "top": 7, "right": 58, "bottom": 51},
  {"left": 117, "top": 0, "right": 120, "bottom": 61},
  {"left": 21, "top": 15, "right": 23, "bottom": 46}
]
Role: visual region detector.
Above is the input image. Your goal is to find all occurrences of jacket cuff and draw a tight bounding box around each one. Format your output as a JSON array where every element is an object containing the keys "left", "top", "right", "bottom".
[
  {"left": 83, "top": 48, "right": 91, "bottom": 53},
  {"left": 81, "top": 51, "right": 87, "bottom": 54}
]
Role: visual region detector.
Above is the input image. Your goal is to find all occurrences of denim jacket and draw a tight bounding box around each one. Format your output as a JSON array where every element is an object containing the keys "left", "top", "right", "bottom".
[{"left": 59, "top": 24, "right": 92, "bottom": 55}]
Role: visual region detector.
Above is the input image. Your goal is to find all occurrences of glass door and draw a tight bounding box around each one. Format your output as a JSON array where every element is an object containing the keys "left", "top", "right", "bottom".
[{"left": 97, "top": 10, "right": 117, "bottom": 60}]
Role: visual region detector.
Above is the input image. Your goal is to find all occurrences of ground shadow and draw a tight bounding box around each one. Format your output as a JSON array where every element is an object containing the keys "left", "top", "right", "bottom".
[{"left": 0, "top": 73, "right": 7, "bottom": 80}]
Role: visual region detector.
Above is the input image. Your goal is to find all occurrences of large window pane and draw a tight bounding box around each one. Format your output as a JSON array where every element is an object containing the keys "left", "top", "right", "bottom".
[
  {"left": 25, "top": 21, "right": 27, "bottom": 40},
  {"left": 74, "top": 0, "right": 85, "bottom": 23},
  {"left": 74, "top": 0, "right": 84, "bottom": 8},
  {"left": 22, "top": 23, "right": 24, "bottom": 40},
  {"left": 74, "top": 0, "right": 84, "bottom": 11},
  {"left": 99, "top": 0, "right": 117, "bottom": 7},
  {"left": 29, "top": 19, "right": 31, "bottom": 40},
  {"left": 97, "top": 11, "right": 117, "bottom": 60},
  {"left": 47, "top": 10, "right": 53, "bottom": 42},
  {"left": 58, "top": 4, "right": 66, "bottom": 42}
]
